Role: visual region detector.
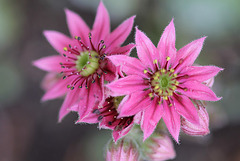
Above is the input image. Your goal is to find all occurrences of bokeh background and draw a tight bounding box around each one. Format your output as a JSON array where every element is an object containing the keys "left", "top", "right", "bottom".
[{"left": 0, "top": 0, "right": 239, "bottom": 160}]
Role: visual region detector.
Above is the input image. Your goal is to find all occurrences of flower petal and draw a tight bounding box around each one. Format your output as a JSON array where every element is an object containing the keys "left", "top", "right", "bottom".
[
  {"left": 157, "top": 19, "right": 177, "bottom": 68},
  {"left": 173, "top": 94, "right": 199, "bottom": 124},
  {"left": 106, "top": 75, "right": 148, "bottom": 96},
  {"left": 103, "top": 58, "right": 117, "bottom": 82},
  {"left": 178, "top": 80, "right": 221, "bottom": 101},
  {"left": 92, "top": 1, "right": 110, "bottom": 44},
  {"left": 43, "top": 30, "right": 73, "bottom": 53},
  {"left": 65, "top": 9, "right": 90, "bottom": 44},
  {"left": 162, "top": 101, "right": 181, "bottom": 143},
  {"left": 106, "top": 16, "right": 135, "bottom": 48},
  {"left": 78, "top": 77, "right": 104, "bottom": 120},
  {"left": 141, "top": 98, "right": 164, "bottom": 141},
  {"left": 135, "top": 28, "right": 157, "bottom": 70},
  {"left": 109, "top": 43, "right": 135, "bottom": 56},
  {"left": 112, "top": 123, "right": 134, "bottom": 142},
  {"left": 58, "top": 88, "right": 80, "bottom": 122},
  {"left": 107, "top": 55, "right": 146, "bottom": 77},
  {"left": 41, "top": 79, "right": 69, "bottom": 101},
  {"left": 174, "top": 37, "right": 206, "bottom": 73},
  {"left": 179, "top": 65, "right": 223, "bottom": 82},
  {"left": 33, "top": 55, "right": 66, "bottom": 72},
  {"left": 118, "top": 91, "right": 151, "bottom": 117}
]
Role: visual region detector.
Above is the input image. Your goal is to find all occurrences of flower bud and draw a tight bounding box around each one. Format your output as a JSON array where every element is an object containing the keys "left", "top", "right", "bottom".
[
  {"left": 106, "top": 138, "right": 140, "bottom": 161},
  {"left": 181, "top": 104, "right": 210, "bottom": 136},
  {"left": 142, "top": 133, "right": 176, "bottom": 161}
]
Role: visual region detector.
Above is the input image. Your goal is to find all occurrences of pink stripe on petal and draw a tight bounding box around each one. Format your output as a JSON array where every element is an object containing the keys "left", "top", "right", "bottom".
[
  {"left": 43, "top": 30, "right": 73, "bottom": 53},
  {"left": 107, "top": 55, "right": 146, "bottom": 77},
  {"left": 106, "top": 16, "right": 135, "bottom": 48},
  {"left": 118, "top": 91, "right": 151, "bottom": 117},
  {"left": 174, "top": 37, "right": 206, "bottom": 73},
  {"left": 178, "top": 81, "right": 221, "bottom": 101},
  {"left": 162, "top": 101, "right": 181, "bottom": 143},
  {"left": 106, "top": 75, "right": 148, "bottom": 96},
  {"left": 157, "top": 19, "right": 177, "bottom": 68},
  {"left": 135, "top": 28, "right": 157, "bottom": 70},
  {"left": 141, "top": 98, "right": 164, "bottom": 141},
  {"left": 65, "top": 9, "right": 90, "bottom": 44},
  {"left": 173, "top": 94, "right": 199, "bottom": 124},
  {"left": 33, "top": 55, "right": 66, "bottom": 72},
  {"left": 180, "top": 65, "right": 223, "bottom": 82},
  {"left": 92, "top": 1, "right": 110, "bottom": 44}
]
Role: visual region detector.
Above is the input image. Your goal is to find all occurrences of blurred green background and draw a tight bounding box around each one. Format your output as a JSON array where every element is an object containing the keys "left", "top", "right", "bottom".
[{"left": 0, "top": 0, "right": 239, "bottom": 161}]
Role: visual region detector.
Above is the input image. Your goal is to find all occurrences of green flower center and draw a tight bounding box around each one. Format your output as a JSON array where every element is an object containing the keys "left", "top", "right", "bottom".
[
  {"left": 150, "top": 69, "right": 179, "bottom": 100},
  {"left": 75, "top": 51, "right": 99, "bottom": 77},
  {"left": 113, "top": 96, "right": 125, "bottom": 109}
]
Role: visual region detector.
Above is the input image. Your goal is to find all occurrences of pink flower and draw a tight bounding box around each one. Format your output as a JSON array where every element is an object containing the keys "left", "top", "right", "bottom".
[
  {"left": 106, "top": 19, "right": 223, "bottom": 142},
  {"left": 181, "top": 101, "right": 210, "bottom": 136},
  {"left": 142, "top": 133, "right": 176, "bottom": 161},
  {"left": 33, "top": 1, "right": 135, "bottom": 121},
  {"left": 106, "top": 138, "right": 140, "bottom": 161},
  {"left": 72, "top": 96, "right": 138, "bottom": 142}
]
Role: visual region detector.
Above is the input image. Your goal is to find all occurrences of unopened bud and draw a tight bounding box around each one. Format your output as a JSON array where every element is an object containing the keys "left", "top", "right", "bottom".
[
  {"left": 141, "top": 133, "right": 176, "bottom": 161},
  {"left": 106, "top": 138, "right": 140, "bottom": 161},
  {"left": 181, "top": 105, "right": 210, "bottom": 136}
]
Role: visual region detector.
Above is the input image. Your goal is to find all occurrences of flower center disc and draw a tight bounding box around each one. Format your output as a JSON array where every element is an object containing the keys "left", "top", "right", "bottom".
[
  {"left": 151, "top": 70, "right": 178, "bottom": 98},
  {"left": 76, "top": 51, "right": 99, "bottom": 77}
]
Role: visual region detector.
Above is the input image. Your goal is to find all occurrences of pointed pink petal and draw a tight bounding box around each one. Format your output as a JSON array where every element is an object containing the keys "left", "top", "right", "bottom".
[
  {"left": 180, "top": 65, "right": 223, "bottom": 82},
  {"left": 43, "top": 30, "right": 72, "bottom": 53},
  {"left": 174, "top": 37, "right": 206, "bottom": 73},
  {"left": 157, "top": 19, "right": 177, "bottom": 68},
  {"left": 112, "top": 123, "right": 134, "bottom": 142},
  {"left": 103, "top": 58, "right": 117, "bottom": 82},
  {"left": 33, "top": 55, "right": 66, "bottom": 72},
  {"left": 162, "top": 101, "right": 181, "bottom": 143},
  {"left": 173, "top": 94, "right": 199, "bottom": 124},
  {"left": 177, "top": 80, "right": 221, "bottom": 101},
  {"left": 41, "top": 73, "right": 60, "bottom": 91},
  {"left": 135, "top": 28, "right": 157, "bottom": 70},
  {"left": 78, "top": 77, "right": 104, "bottom": 120},
  {"left": 65, "top": 9, "right": 90, "bottom": 44},
  {"left": 106, "top": 75, "right": 148, "bottom": 96},
  {"left": 76, "top": 109, "right": 99, "bottom": 124},
  {"left": 107, "top": 55, "right": 146, "bottom": 77},
  {"left": 109, "top": 43, "right": 135, "bottom": 56},
  {"left": 106, "top": 16, "right": 135, "bottom": 48},
  {"left": 141, "top": 98, "right": 164, "bottom": 141},
  {"left": 92, "top": 1, "right": 110, "bottom": 44},
  {"left": 41, "top": 79, "right": 69, "bottom": 101},
  {"left": 58, "top": 88, "right": 81, "bottom": 122},
  {"left": 118, "top": 91, "right": 151, "bottom": 117}
]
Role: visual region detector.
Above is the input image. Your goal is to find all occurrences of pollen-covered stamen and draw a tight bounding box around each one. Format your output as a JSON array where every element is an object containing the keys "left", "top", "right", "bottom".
[{"left": 150, "top": 68, "right": 179, "bottom": 99}]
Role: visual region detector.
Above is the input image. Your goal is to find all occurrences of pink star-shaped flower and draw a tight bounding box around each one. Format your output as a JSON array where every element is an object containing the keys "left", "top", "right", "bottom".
[
  {"left": 33, "top": 1, "right": 135, "bottom": 122},
  {"left": 106, "top": 19, "right": 223, "bottom": 142}
]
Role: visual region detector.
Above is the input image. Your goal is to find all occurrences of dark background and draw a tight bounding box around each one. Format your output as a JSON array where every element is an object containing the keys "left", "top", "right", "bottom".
[{"left": 0, "top": 0, "right": 239, "bottom": 160}]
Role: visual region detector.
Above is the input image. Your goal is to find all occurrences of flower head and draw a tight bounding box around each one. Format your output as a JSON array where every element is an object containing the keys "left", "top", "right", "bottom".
[
  {"left": 107, "top": 19, "right": 223, "bottom": 142},
  {"left": 106, "top": 138, "right": 140, "bottom": 161},
  {"left": 141, "top": 133, "right": 176, "bottom": 161},
  {"left": 33, "top": 1, "right": 135, "bottom": 121}
]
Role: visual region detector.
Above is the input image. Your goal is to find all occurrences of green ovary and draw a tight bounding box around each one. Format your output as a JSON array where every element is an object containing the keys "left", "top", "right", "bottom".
[{"left": 75, "top": 51, "right": 99, "bottom": 77}]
